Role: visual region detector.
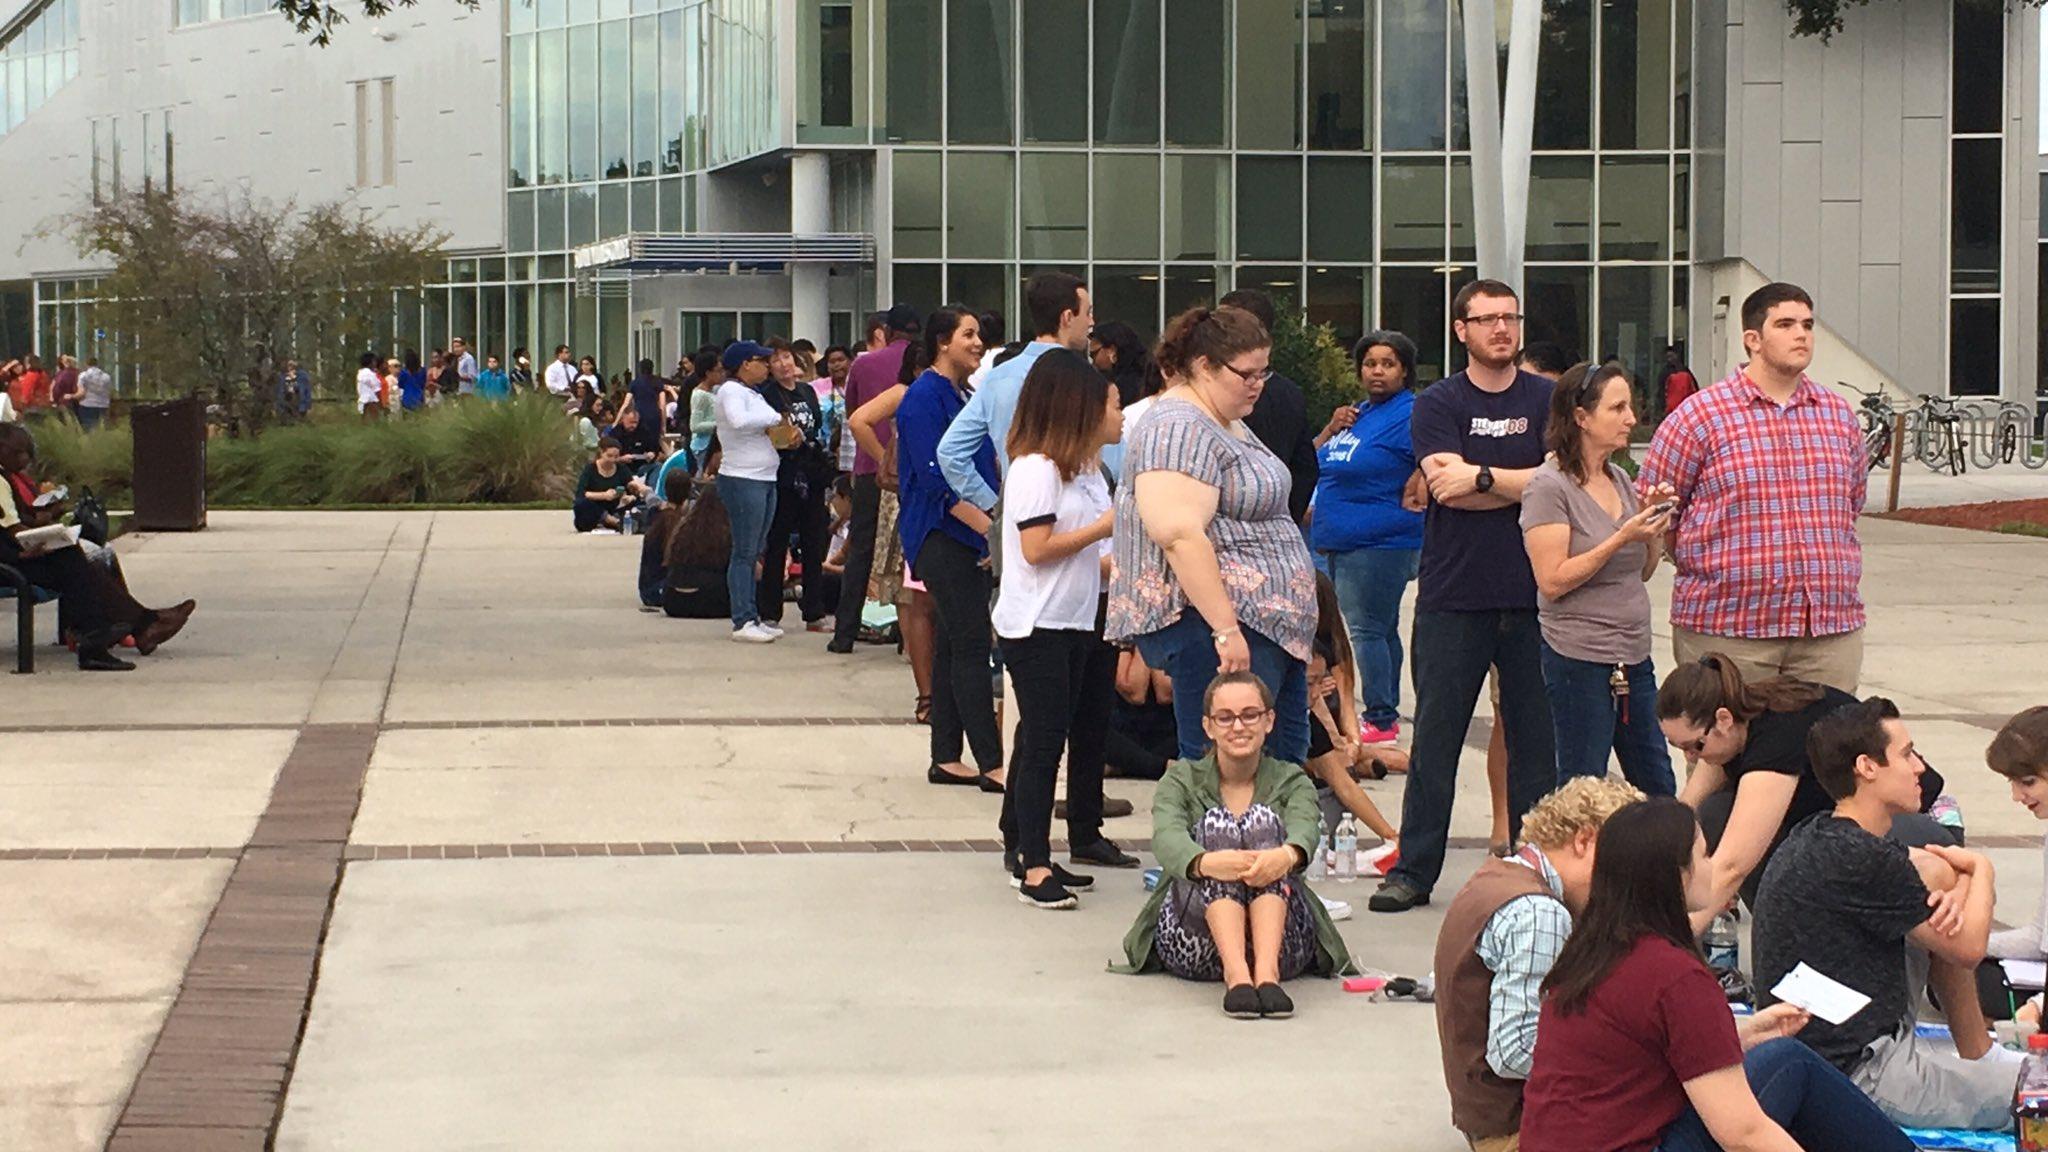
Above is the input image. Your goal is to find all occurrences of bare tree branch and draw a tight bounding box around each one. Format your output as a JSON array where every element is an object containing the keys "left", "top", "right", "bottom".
[{"left": 271, "top": 0, "right": 483, "bottom": 46}]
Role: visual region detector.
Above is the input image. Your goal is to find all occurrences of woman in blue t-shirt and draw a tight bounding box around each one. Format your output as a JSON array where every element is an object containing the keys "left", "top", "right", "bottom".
[{"left": 1310, "top": 331, "right": 1426, "bottom": 744}]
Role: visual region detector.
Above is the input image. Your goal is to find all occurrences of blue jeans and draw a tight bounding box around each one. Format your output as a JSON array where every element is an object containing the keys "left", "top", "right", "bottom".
[
  {"left": 1389, "top": 609, "right": 1555, "bottom": 895},
  {"left": 1657, "top": 1038, "right": 1913, "bottom": 1152},
  {"left": 1324, "top": 547, "right": 1420, "bottom": 729},
  {"left": 1134, "top": 609, "right": 1309, "bottom": 766},
  {"left": 715, "top": 474, "right": 777, "bottom": 629},
  {"left": 1538, "top": 643, "right": 1677, "bottom": 796}
]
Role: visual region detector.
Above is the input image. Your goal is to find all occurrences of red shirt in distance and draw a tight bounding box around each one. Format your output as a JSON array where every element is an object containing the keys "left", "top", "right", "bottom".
[{"left": 1520, "top": 935, "right": 1745, "bottom": 1152}]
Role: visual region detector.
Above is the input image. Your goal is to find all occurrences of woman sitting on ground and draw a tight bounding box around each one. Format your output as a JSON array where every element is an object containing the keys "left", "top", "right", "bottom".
[
  {"left": 572, "top": 437, "right": 646, "bottom": 533},
  {"left": 1520, "top": 796, "right": 1912, "bottom": 1152},
  {"left": 1116, "top": 671, "right": 1355, "bottom": 1019},
  {"left": 0, "top": 425, "right": 194, "bottom": 670},
  {"left": 1304, "top": 616, "right": 1404, "bottom": 847}
]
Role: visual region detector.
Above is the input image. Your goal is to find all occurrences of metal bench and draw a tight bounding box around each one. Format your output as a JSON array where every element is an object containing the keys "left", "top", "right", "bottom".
[{"left": 0, "top": 562, "right": 58, "bottom": 674}]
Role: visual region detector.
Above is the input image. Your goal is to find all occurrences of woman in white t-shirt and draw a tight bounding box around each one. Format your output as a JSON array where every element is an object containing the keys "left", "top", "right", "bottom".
[
  {"left": 355, "top": 352, "right": 384, "bottom": 421},
  {"left": 992, "top": 347, "right": 1131, "bottom": 911}
]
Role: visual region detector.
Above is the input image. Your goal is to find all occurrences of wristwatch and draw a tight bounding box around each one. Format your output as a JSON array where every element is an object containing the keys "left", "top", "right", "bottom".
[{"left": 1475, "top": 465, "right": 1495, "bottom": 493}]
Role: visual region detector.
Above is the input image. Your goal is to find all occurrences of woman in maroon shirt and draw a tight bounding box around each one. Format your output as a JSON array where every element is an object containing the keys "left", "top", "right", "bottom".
[{"left": 1521, "top": 798, "right": 1911, "bottom": 1152}]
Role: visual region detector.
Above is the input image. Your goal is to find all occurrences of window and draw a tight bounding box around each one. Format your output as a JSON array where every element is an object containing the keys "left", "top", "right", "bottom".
[
  {"left": 1306, "top": 0, "right": 1367, "bottom": 150},
  {"left": 1021, "top": 0, "right": 1088, "bottom": 143},
  {"left": 1094, "top": 154, "right": 1160, "bottom": 261},
  {"left": 1165, "top": 0, "right": 1228, "bottom": 146},
  {"left": 946, "top": 151, "right": 1014, "bottom": 259},
  {"left": 1947, "top": 0, "right": 2003, "bottom": 394},
  {"left": 509, "top": 34, "right": 535, "bottom": 187},
  {"left": 1236, "top": 156, "right": 1302, "bottom": 261},
  {"left": 1951, "top": 0, "right": 2002, "bottom": 134},
  {"left": 1599, "top": 0, "right": 1666, "bottom": 149},
  {"left": 1598, "top": 157, "right": 1669, "bottom": 261},
  {"left": 1526, "top": 156, "right": 1594, "bottom": 261},
  {"left": 1095, "top": 0, "right": 1159, "bottom": 145},
  {"left": 601, "top": 21, "right": 631, "bottom": 179},
  {"left": 817, "top": 3, "right": 856, "bottom": 128},
  {"left": 1165, "top": 155, "right": 1231, "bottom": 262},
  {"left": 1236, "top": 0, "right": 1301, "bottom": 150},
  {"left": 174, "top": 0, "right": 276, "bottom": 26},
  {"left": 883, "top": 0, "right": 941, "bottom": 142},
  {"left": 1021, "top": 153, "right": 1087, "bottom": 260},
  {"left": 1379, "top": 157, "right": 1445, "bottom": 262},
  {"left": 567, "top": 26, "right": 597, "bottom": 183},
  {"left": 353, "top": 79, "right": 395, "bottom": 188},
  {"left": 1537, "top": 0, "right": 1594, "bottom": 150},
  {"left": 947, "top": 0, "right": 1012, "bottom": 144},
  {"left": 893, "top": 150, "right": 943, "bottom": 258},
  {"left": 1307, "top": 157, "right": 1371, "bottom": 261},
  {"left": 0, "top": 0, "right": 80, "bottom": 138},
  {"left": 1381, "top": 0, "right": 1446, "bottom": 150}
]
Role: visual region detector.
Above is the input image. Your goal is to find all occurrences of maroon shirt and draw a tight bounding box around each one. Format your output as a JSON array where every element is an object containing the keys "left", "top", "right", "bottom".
[
  {"left": 844, "top": 339, "right": 910, "bottom": 476},
  {"left": 1521, "top": 936, "right": 1745, "bottom": 1152}
]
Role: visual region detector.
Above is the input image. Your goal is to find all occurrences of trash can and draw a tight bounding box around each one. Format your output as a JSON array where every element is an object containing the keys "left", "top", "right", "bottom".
[{"left": 131, "top": 396, "right": 207, "bottom": 531}]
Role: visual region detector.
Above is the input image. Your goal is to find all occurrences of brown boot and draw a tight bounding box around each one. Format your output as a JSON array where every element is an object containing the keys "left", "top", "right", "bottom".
[{"left": 134, "top": 599, "right": 196, "bottom": 656}]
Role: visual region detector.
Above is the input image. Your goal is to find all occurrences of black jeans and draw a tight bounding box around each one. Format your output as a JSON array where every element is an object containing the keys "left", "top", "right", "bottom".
[
  {"left": 9, "top": 544, "right": 147, "bottom": 644},
  {"left": 1389, "top": 608, "right": 1556, "bottom": 895},
  {"left": 997, "top": 625, "right": 1115, "bottom": 868},
  {"left": 913, "top": 530, "right": 1003, "bottom": 772},
  {"left": 831, "top": 474, "right": 881, "bottom": 645},
  {"left": 757, "top": 476, "right": 831, "bottom": 624}
]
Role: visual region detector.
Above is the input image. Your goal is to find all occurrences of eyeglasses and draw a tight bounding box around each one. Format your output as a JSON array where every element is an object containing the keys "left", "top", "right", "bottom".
[
  {"left": 1207, "top": 708, "right": 1272, "bottom": 729},
  {"left": 1220, "top": 362, "right": 1273, "bottom": 386},
  {"left": 1460, "top": 312, "right": 1525, "bottom": 329},
  {"left": 1677, "top": 733, "right": 1709, "bottom": 756}
]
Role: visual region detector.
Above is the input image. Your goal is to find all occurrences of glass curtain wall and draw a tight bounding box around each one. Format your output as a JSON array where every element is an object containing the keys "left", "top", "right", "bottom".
[
  {"left": 879, "top": 0, "right": 1692, "bottom": 386},
  {"left": 0, "top": 0, "right": 81, "bottom": 138}
]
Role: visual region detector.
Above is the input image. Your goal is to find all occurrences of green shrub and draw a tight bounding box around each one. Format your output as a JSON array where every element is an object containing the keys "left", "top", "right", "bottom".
[
  {"left": 26, "top": 395, "right": 580, "bottom": 507},
  {"left": 1265, "top": 299, "right": 1358, "bottom": 433}
]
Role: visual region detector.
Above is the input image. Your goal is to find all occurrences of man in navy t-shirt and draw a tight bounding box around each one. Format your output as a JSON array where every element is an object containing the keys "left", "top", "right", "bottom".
[{"left": 1371, "top": 279, "right": 1558, "bottom": 913}]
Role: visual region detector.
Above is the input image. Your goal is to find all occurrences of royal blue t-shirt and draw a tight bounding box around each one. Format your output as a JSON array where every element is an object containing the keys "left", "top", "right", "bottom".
[
  {"left": 1410, "top": 369, "right": 1554, "bottom": 612},
  {"left": 1311, "top": 390, "right": 1424, "bottom": 554}
]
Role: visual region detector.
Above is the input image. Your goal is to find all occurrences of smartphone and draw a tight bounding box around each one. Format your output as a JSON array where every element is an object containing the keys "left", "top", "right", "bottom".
[{"left": 1649, "top": 499, "right": 1678, "bottom": 519}]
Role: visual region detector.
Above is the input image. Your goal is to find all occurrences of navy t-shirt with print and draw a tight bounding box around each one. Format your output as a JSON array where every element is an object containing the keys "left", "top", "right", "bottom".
[{"left": 1410, "top": 369, "right": 1555, "bottom": 612}]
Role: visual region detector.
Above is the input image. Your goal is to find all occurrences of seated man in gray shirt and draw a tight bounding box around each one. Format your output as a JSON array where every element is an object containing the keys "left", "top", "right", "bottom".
[{"left": 1753, "top": 697, "right": 2013, "bottom": 1130}]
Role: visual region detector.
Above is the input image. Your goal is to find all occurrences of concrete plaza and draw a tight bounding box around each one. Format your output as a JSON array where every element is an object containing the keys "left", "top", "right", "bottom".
[{"left": 5, "top": 488, "right": 2048, "bottom": 1150}]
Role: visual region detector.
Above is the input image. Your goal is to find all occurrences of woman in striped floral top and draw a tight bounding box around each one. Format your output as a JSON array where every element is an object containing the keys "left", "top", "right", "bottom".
[{"left": 1106, "top": 306, "right": 1319, "bottom": 766}]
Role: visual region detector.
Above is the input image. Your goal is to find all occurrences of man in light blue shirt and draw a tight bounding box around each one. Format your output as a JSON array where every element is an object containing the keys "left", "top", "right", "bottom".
[{"left": 936, "top": 272, "right": 1093, "bottom": 512}]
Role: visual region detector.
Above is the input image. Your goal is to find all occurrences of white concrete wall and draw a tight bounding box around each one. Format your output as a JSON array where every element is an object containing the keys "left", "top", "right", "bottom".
[
  {"left": 0, "top": 0, "right": 504, "bottom": 279},
  {"left": 1697, "top": 0, "right": 2039, "bottom": 400}
]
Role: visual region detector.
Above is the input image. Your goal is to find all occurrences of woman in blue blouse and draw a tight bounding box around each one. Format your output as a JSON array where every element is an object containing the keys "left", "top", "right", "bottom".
[
  {"left": 1310, "top": 331, "right": 1426, "bottom": 744},
  {"left": 895, "top": 306, "right": 1004, "bottom": 790}
]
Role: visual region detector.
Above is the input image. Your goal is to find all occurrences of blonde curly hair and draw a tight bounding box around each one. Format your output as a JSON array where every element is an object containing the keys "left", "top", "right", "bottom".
[{"left": 1518, "top": 776, "right": 1646, "bottom": 852}]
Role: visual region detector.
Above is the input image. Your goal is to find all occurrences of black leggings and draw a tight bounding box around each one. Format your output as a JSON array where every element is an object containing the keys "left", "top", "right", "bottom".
[
  {"left": 997, "top": 625, "right": 1115, "bottom": 869},
  {"left": 913, "top": 531, "right": 1002, "bottom": 772}
]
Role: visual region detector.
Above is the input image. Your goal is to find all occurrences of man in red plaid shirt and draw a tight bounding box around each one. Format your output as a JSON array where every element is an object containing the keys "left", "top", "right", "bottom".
[{"left": 1637, "top": 283, "right": 1866, "bottom": 693}]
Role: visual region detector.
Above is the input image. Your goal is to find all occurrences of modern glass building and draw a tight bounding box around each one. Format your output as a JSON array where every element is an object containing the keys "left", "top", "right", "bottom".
[{"left": 0, "top": 0, "right": 2038, "bottom": 403}]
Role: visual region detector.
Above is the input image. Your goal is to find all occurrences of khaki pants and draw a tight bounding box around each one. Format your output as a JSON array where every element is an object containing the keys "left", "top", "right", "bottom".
[
  {"left": 1669, "top": 626, "right": 1863, "bottom": 694},
  {"left": 1467, "top": 1134, "right": 1519, "bottom": 1152}
]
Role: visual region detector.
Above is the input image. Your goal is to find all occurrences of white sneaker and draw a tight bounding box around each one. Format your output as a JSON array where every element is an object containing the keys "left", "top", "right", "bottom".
[
  {"left": 1319, "top": 894, "right": 1353, "bottom": 922},
  {"left": 730, "top": 622, "right": 777, "bottom": 643},
  {"left": 756, "top": 620, "right": 785, "bottom": 638}
]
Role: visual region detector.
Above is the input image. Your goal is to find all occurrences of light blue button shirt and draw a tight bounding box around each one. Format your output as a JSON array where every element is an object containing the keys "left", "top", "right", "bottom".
[{"left": 935, "top": 341, "right": 1057, "bottom": 511}]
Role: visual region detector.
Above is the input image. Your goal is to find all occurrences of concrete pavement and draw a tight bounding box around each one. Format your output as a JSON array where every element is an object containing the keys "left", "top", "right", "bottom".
[{"left": 4, "top": 505, "right": 2047, "bottom": 1149}]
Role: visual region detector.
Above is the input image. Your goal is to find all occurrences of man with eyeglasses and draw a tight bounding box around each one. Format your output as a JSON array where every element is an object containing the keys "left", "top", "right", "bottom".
[{"left": 1370, "top": 279, "right": 1558, "bottom": 914}]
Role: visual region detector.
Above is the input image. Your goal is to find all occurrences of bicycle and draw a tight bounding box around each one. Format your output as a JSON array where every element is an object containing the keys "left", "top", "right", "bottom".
[
  {"left": 1847, "top": 384, "right": 1895, "bottom": 472},
  {"left": 1914, "top": 394, "right": 1967, "bottom": 475}
]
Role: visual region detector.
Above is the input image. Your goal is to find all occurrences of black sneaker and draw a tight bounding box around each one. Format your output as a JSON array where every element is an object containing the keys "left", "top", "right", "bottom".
[
  {"left": 1069, "top": 838, "right": 1140, "bottom": 869},
  {"left": 1017, "top": 877, "right": 1078, "bottom": 910},
  {"left": 1254, "top": 983, "right": 1294, "bottom": 1019},
  {"left": 1010, "top": 862, "right": 1094, "bottom": 890},
  {"left": 1367, "top": 879, "right": 1431, "bottom": 913},
  {"left": 1223, "top": 984, "right": 1262, "bottom": 1019}
]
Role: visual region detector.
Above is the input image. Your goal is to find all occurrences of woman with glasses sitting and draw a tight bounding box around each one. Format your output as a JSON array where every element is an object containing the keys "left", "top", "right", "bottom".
[
  {"left": 1115, "top": 672, "right": 1355, "bottom": 1019},
  {"left": 1655, "top": 654, "right": 1951, "bottom": 922}
]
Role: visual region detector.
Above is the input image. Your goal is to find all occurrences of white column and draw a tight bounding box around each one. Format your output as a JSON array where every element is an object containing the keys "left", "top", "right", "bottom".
[
  {"left": 1460, "top": 0, "right": 1508, "bottom": 285},
  {"left": 790, "top": 152, "right": 832, "bottom": 342},
  {"left": 1500, "top": 0, "right": 1543, "bottom": 294}
]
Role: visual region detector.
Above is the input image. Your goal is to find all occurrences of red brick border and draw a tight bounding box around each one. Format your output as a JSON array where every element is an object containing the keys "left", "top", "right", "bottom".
[{"left": 105, "top": 724, "right": 378, "bottom": 1152}]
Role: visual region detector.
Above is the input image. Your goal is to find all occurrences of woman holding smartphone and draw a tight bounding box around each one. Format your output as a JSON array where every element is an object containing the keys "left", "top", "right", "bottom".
[{"left": 1520, "top": 362, "right": 1677, "bottom": 795}]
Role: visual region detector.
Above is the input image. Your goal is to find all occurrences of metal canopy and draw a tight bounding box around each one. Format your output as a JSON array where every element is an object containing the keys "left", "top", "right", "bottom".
[{"left": 571, "top": 232, "right": 875, "bottom": 276}]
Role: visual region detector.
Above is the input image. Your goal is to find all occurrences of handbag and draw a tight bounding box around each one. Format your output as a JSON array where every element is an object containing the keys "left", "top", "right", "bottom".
[{"left": 72, "top": 487, "right": 110, "bottom": 547}]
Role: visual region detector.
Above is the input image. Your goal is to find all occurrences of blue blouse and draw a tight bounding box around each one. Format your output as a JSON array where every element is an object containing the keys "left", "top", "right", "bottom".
[
  {"left": 1310, "top": 389, "right": 1424, "bottom": 553},
  {"left": 895, "top": 369, "right": 999, "bottom": 570}
]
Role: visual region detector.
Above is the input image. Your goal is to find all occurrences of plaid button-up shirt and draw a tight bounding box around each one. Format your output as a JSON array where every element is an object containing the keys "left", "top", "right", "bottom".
[{"left": 1638, "top": 369, "right": 1866, "bottom": 640}]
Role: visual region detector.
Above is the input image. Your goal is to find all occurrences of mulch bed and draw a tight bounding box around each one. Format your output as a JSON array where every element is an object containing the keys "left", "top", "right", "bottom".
[{"left": 1875, "top": 498, "right": 2048, "bottom": 534}]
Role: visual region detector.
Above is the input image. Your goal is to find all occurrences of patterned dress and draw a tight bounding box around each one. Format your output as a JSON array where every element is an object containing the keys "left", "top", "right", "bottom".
[{"left": 1153, "top": 802, "right": 1321, "bottom": 983}]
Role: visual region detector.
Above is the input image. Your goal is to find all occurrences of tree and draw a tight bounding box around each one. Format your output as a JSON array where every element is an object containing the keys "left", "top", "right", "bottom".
[
  {"left": 1785, "top": 0, "right": 2041, "bottom": 39},
  {"left": 1263, "top": 298, "right": 1358, "bottom": 433},
  {"left": 60, "top": 190, "right": 447, "bottom": 432},
  {"left": 275, "top": 0, "right": 479, "bottom": 46}
]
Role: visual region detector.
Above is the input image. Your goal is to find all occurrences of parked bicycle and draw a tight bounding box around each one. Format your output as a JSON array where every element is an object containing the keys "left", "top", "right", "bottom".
[
  {"left": 1914, "top": 394, "right": 1967, "bottom": 476},
  {"left": 1849, "top": 384, "right": 1895, "bottom": 472}
]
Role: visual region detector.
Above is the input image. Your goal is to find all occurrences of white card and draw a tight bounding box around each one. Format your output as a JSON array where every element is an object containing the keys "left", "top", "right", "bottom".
[
  {"left": 1770, "top": 963, "right": 1872, "bottom": 1026},
  {"left": 2002, "top": 959, "right": 2048, "bottom": 991}
]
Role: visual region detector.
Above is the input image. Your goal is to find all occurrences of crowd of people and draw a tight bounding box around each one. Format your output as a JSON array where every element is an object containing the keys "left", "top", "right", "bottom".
[{"left": 630, "top": 273, "right": 2045, "bottom": 1149}]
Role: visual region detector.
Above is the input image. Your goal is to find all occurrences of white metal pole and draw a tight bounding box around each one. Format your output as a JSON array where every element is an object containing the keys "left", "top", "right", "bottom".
[
  {"left": 1460, "top": 0, "right": 1507, "bottom": 284},
  {"left": 1500, "top": 0, "right": 1542, "bottom": 293}
]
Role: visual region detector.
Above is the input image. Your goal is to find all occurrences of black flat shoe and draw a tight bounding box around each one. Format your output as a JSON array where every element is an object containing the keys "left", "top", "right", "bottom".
[
  {"left": 1223, "top": 984, "right": 1261, "bottom": 1019},
  {"left": 1010, "top": 862, "right": 1094, "bottom": 890},
  {"left": 78, "top": 650, "right": 136, "bottom": 672},
  {"left": 1069, "top": 838, "right": 1140, "bottom": 869},
  {"left": 927, "top": 764, "right": 981, "bottom": 787},
  {"left": 1255, "top": 983, "right": 1294, "bottom": 1019},
  {"left": 978, "top": 772, "right": 1006, "bottom": 794}
]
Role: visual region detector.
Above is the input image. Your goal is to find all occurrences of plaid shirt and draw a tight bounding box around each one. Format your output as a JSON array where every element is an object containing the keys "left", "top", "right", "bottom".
[
  {"left": 1475, "top": 846, "right": 1570, "bottom": 1080},
  {"left": 1638, "top": 369, "right": 1866, "bottom": 639}
]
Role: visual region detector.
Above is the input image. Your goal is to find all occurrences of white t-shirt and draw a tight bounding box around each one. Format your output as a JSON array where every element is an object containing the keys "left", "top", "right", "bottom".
[
  {"left": 543, "top": 359, "right": 575, "bottom": 395},
  {"left": 991, "top": 453, "right": 1112, "bottom": 639},
  {"left": 356, "top": 367, "right": 382, "bottom": 411}
]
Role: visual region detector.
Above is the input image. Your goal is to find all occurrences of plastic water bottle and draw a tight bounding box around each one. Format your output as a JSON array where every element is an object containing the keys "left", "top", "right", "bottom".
[
  {"left": 1306, "top": 814, "right": 1328, "bottom": 881},
  {"left": 1333, "top": 814, "right": 1358, "bottom": 883},
  {"left": 2015, "top": 1033, "right": 2048, "bottom": 1150},
  {"left": 1703, "top": 910, "right": 1740, "bottom": 973}
]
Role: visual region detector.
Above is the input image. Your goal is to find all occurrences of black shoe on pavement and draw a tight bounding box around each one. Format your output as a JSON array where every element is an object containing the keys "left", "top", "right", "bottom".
[
  {"left": 78, "top": 649, "right": 136, "bottom": 672},
  {"left": 1255, "top": 983, "right": 1294, "bottom": 1019},
  {"left": 1069, "top": 838, "right": 1140, "bottom": 869},
  {"left": 1367, "top": 879, "right": 1431, "bottom": 913},
  {"left": 927, "top": 763, "right": 982, "bottom": 787},
  {"left": 1010, "top": 862, "right": 1094, "bottom": 890},
  {"left": 826, "top": 638, "right": 855, "bottom": 654},
  {"left": 1223, "top": 984, "right": 1262, "bottom": 1019},
  {"left": 1016, "top": 877, "right": 1078, "bottom": 910}
]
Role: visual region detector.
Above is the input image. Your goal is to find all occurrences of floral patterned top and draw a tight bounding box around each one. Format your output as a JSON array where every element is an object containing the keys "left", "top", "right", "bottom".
[{"left": 1106, "top": 397, "right": 1318, "bottom": 662}]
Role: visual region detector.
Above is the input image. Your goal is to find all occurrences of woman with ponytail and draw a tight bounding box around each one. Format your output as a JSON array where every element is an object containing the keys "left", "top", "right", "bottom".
[
  {"left": 1106, "top": 305, "right": 1319, "bottom": 766},
  {"left": 1656, "top": 654, "right": 1948, "bottom": 917}
]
